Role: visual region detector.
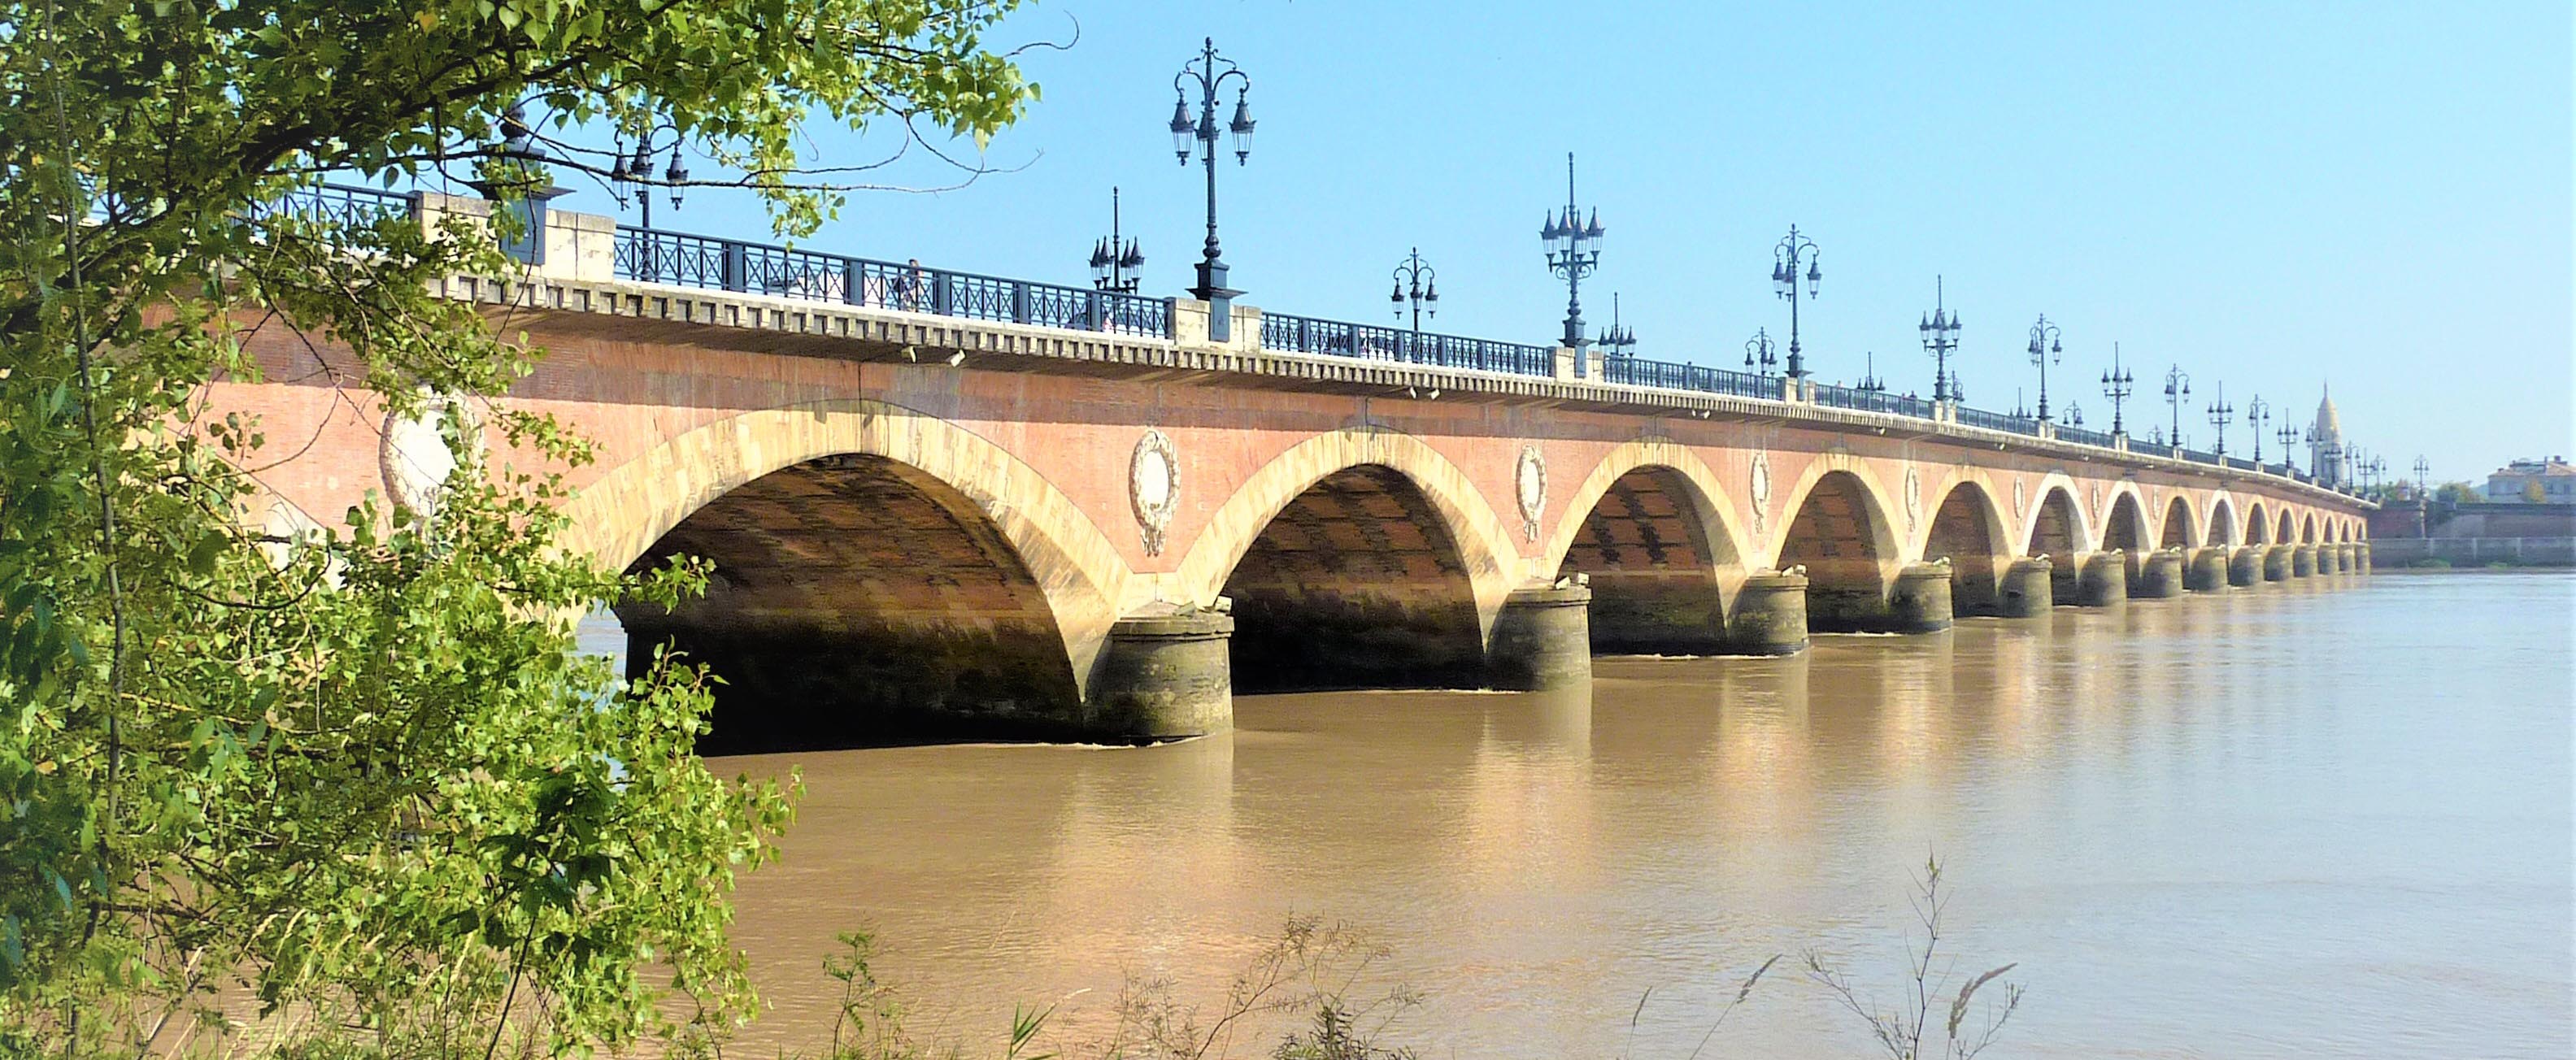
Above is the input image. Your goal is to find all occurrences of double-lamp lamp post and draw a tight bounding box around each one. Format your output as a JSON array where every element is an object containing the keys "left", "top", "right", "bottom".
[{"left": 1168, "top": 37, "right": 1255, "bottom": 339}]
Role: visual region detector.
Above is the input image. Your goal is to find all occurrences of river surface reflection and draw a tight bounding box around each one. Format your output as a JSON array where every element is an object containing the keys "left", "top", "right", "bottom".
[{"left": 691, "top": 573, "right": 2572, "bottom": 1058}]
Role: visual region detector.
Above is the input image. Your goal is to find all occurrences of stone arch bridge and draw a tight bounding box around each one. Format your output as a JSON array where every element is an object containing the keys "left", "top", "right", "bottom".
[{"left": 215, "top": 197, "right": 2374, "bottom": 749}]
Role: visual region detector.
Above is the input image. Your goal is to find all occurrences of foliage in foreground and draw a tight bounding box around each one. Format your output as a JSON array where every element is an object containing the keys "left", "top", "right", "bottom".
[{"left": 0, "top": 0, "right": 1036, "bottom": 1053}]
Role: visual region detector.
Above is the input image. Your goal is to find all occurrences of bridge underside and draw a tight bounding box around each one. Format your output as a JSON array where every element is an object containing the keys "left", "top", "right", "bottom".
[
  {"left": 1221, "top": 465, "right": 1486, "bottom": 692},
  {"left": 616, "top": 455, "right": 1085, "bottom": 753},
  {"left": 1561, "top": 467, "right": 1735, "bottom": 654}
]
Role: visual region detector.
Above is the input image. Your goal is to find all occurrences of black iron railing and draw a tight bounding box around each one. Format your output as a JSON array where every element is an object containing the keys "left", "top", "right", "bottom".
[
  {"left": 1956, "top": 406, "right": 2043, "bottom": 437},
  {"left": 1814, "top": 384, "right": 1934, "bottom": 419},
  {"left": 260, "top": 186, "right": 2349, "bottom": 490},
  {"left": 2056, "top": 424, "right": 2116, "bottom": 449},
  {"left": 253, "top": 184, "right": 419, "bottom": 229},
  {"left": 611, "top": 226, "right": 1173, "bottom": 338},
  {"left": 1257, "top": 313, "right": 1554, "bottom": 376},
  {"left": 1597, "top": 356, "right": 1780, "bottom": 401}
]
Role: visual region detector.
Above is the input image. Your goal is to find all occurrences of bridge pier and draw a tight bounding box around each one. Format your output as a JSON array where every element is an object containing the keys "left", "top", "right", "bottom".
[
  {"left": 2262, "top": 545, "right": 2291, "bottom": 581},
  {"left": 1726, "top": 571, "right": 1811, "bottom": 654},
  {"left": 2184, "top": 547, "right": 2230, "bottom": 591},
  {"left": 2356, "top": 542, "right": 2372, "bottom": 571},
  {"left": 1487, "top": 584, "right": 1595, "bottom": 690},
  {"left": 1889, "top": 563, "right": 1956, "bottom": 633},
  {"left": 2130, "top": 550, "right": 2185, "bottom": 598},
  {"left": 1584, "top": 575, "right": 1727, "bottom": 655},
  {"left": 2226, "top": 546, "right": 2263, "bottom": 588},
  {"left": 2048, "top": 558, "right": 2082, "bottom": 607},
  {"left": 2292, "top": 545, "right": 2317, "bottom": 576},
  {"left": 2076, "top": 551, "right": 2128, "bottom": 606},
  {"left": 1996, "top": 557, "right": 2054, "bottom": 616},
  {"left": 2332, "top": 544, "right": 2355, "bottom": 574},
  {"left": 1091, "top": 608, "right": 1236, "bottom": 738}
]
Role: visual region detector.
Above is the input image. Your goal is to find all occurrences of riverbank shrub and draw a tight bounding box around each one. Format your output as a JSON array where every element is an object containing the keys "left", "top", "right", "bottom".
[{"left": 0, "top": 0, "right": 1035, "bottom": 1054}]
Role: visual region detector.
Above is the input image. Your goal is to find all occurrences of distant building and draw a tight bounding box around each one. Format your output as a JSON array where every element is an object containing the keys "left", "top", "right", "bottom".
[
  {"left": 2486, "top": 456, "right": 2576, "bottom": 503},
  {"left": 2309, "top": 388, "right": 2349, "bottom": 487}
]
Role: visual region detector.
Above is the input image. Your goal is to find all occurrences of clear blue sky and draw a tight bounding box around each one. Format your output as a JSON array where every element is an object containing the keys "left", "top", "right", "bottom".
[{"left": 558, "top": 2, "right": 2571, "bottom": 486}]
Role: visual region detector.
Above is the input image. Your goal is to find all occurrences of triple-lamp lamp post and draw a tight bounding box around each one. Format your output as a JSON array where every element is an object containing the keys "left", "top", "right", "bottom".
[
  {"left": 2205, "top": 382, "right": 2235, "bottom": 458},
  {"left": 1088, "top": 187, "right": 1146, "bottom": 293},
  {"left": 1540, "top": 153, "right": 1605, "bottom": 351},
  {"left": 2100, "top": 342, "right": 2134, "bottom": 438},
  {"left": 1920, "top": 276, "right": 1961, "bottom": 404}
]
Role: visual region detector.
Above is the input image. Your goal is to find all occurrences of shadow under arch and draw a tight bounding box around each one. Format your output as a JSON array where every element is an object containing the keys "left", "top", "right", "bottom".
[
  {"left": 1177, "top": 428, "right": 1520, "bottom": 692},
  {"left": 2158, "top": 494, "right": 2200, "bottom": 549},
  {"left": 1174, "top": 426, "right": 1519, "bottom": 633},
  {"left": 2300, "top": 512, "right": 2318, "bottom": 544},
  {"left": 1773, "top": 466, "right": 1908, "bottom": 632},
  {"left": 2207, "top": 496, "right": 2240, "bottom": 545},
  {"left": 2026, "top": 484, "right": 2088, "bottom": 600},
  {"left": 1920, "top": 478, "right": 2012, "bottom": 615},
  {"left": 2101, "top": 487, "right": 2152, "bottom": 581},
  {"left": 557, "top": 400, "right": 1130, "bottom": 751},
  {"left": 2275, "top": 507, "right": 2295, "bottom": 545},
  {"left": 2245, "top": 501, "right": 2274, "bottom": 545},
  {"left": 1543, "top": 440, "right": 1750, "bottom": 654},
  {"left": 1216, "top": 463, "right": 1490, "bottom": 691}
]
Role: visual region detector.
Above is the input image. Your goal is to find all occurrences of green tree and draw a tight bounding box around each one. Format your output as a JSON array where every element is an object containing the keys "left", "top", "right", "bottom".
[
  {"left": 2522, "top": 480, "right": 2547, "bottom": 504},
  {"left": 0, "top": 0, "right": 1035, "bottom": 1053},
  {"left": 2434, "top": 481, "right": 2482, "bottom": 505}
]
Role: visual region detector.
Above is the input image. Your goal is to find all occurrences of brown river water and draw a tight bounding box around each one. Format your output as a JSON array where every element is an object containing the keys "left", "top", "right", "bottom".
[{"left": 594, "top": 571, "right": 2574, "bottom": 1058}]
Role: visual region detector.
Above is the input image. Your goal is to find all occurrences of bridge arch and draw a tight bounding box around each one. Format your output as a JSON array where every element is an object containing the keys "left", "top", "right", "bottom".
[
  {"left": 2300, "top": 511, "right": 2319, "bottom": 544},
  {"left": 2021, "top": 479, "right": 2092, "bottom": 561},
  {"left": 2101, "top": 485, "right": 2152, "bottom": 553},
  {"left": 2245, "top": 501, "right": 2274, "bottom": 545},
  {"left": 2207, "top": 494, "right": 2240, "bottom": 545},
  {"left": 2276, "top": 507, "right": 2295, "bottom": 545},
  {"left": 1918, "top": 476, "right": 2014, "bottom": 615},
  {"left": 1543, "top": 439, "right": 1752, "bottom": 654},
  {"left": 2157, "top": 493, "right": 2200, "bottom": 549},
  {"left": 1177, "top": 426, "right": 1519, "bottom": 691},
  {"left": 1772, "top": 459, "right": 1905, "bottom": 631},
  {"left": 558, "top": 399, "right": 1131, "bottom": 749}
]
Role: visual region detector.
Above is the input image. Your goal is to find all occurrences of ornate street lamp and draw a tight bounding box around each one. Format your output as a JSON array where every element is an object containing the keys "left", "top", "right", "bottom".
[
  {"left": 1598, "top": 292, "right": 1638, "bottom": 358},
  {"left": 2010, "top": 388, "right": 2034, "bottom": 421},
  {"left": 1390, "top": 247, "right": 1438, "bottom": 333},
  {"left": 1088, "top": 186, "right": 1147, "bottom": 293},
  {"left": 2205, "top": 382, "right": 2235, "bottom": 458},
  {"left": 1540, "top": 153, "right": 1605, "bottom": 350},
  {"left": 1744, "top": 328, "right": 1779, "bottom": 377},
  {"left": 608, "top": 118, "right": 690, "bottom": 232},
  {"left": 2247, "top": 394, "right": 2272, "bottom": 469},
  {"left": 2278, "top": 422, "right": 2303, "bottom": 476},
  {"left": 1857, "top": 351, "right": 1886, "bottom": 393},
  {"left": 1169, "top": 37, "right": 1255, "bottom": 337},
  {"left": 2065, "top": 401, "right": 2085, "bottom": 428},
  {"left": 2413, "top": 455, "right": 2430, "bottom": 496},
  {"left": 1919, "top": 276, "right": 1961, "bottom": 403},
  {"left": 2100, "top": 341, "right": 2135, "bottom": 437},
  {"left": 2162, "top": 364, "right": 2191, "bottom": 449},
  {"left": 1772, "top": 226, "right": 1821, "bottom": 379},
  {"left": 2025, "top": 315, "right": 2064, "bottom": 422}
]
